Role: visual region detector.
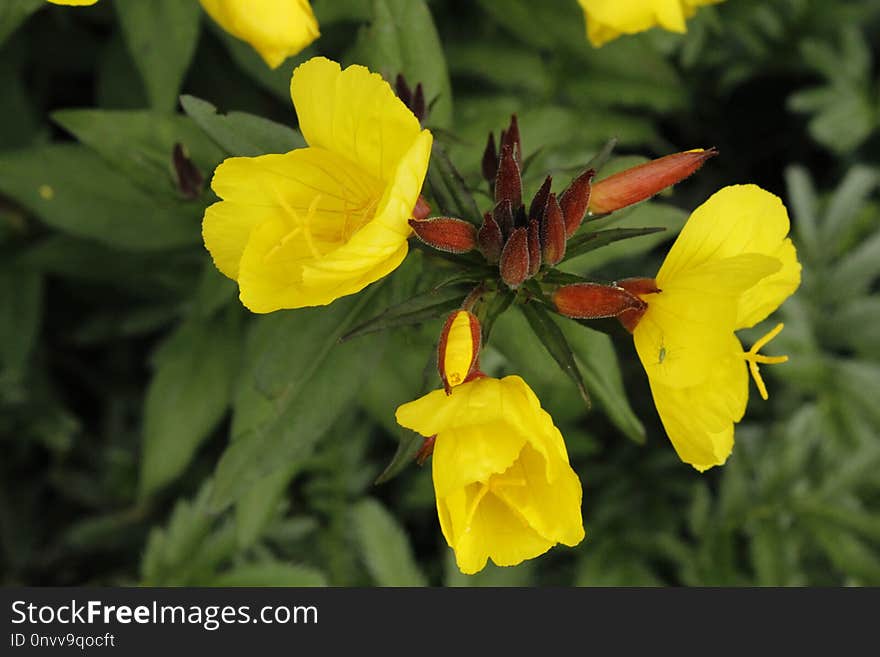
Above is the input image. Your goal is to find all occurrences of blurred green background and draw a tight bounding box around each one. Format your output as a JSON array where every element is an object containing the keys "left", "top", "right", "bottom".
[{"left": 1, "top": 0, "right": 879, "bottom": 586}]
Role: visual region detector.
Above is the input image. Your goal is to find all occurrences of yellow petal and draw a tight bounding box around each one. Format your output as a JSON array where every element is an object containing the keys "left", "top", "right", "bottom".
[
  {"left": 47, "top": 0, "right": 99, "bottom": 5},
  {"left": 578, "top": 0, "right": 720, "bottom": 46},
  {"left": 202, "top": 201, "right": 275, "bottom": 279},
  {"left": 648, "top": 336, "right": 748, "bottom": 471},
  {"left": 290, "top": 57, "right": 424, "bottom": 183},
  {"left": 658, "top": 185, "right": 794, "bottom": 287},
  {"left": 199, "top": 0, "right": 319, "bottom": 69},
  {"left": 737, "top": 238, "right": 801, "bottom": 329}
]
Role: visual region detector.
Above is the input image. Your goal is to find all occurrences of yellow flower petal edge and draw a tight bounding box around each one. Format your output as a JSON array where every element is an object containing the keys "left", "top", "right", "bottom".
[
  {"left": 47, "top": 0, "right": 99, "bottom": 5},
  {"left": 202, "top": 57, "right": 433, "bottom": 312},
  {"left": 578, "top": 0, "right": 722, "bottom": 48},
  {"left": 396, "top": 375, "right": 585, "bottom": 575},
  {"left": 199, "top": 0, "right": 320, "bottom": 69},
  {"left": 631, "top": 185, "right": 801, "bottom": 471}
]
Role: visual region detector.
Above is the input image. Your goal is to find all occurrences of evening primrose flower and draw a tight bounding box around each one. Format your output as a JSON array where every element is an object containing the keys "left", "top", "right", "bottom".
[
  {"left": 577, "top": 0, "right": 722, "bottom": 47},
  {"left": 202, "top": 57, "right": 433, "bottom": 312},
  {"left": 47, "top": 0, "right": 98, "bottom": 5},
  {"left": 396, "top": 373, "right": 584, "bottom": 575},
  {"left": 621, "top": 185, "right": 801, "bottom": 471},
  {"left": 199, "top": 0, "right": 319, "bottom": 68}
]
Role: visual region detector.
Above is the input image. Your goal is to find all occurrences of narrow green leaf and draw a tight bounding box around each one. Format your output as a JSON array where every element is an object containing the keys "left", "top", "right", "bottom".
[
  {"left": 180, "top": 95, "right": 305, "bottom": 157},
  {"left": 115, "top": 0, "right": 201, "bottom": 112},
  {"left": 52, "top": 109, "right": 224, "bottom": 195},
  {"left": 564, "top": 226, "right": 666, "bottom": 260},
  {"left": 520, "top": 302, "right": 591, "bottom": 408},
  {"left": 822, "top": 165, "right": 879, "bottom": 250},
  {"left": 584, "top": 137, "right": 619, "bottom": 174},
  {"left": 0, "top": 265, "right": 42, "bottom": 375},
  {"left": 426, "top": 143, "right": 482, "bottom": 224},
  {"left": 211, "top": 562, "right": 327, "bottom": 587},
  {"left": 0, "top": 145, "right": 201, "bottom": 250},
  {"left": 341, "top": 285, "right": 467, "bottom": 341},
  {"left": 351, "top": 498, "right": 427, "bottom": 586},
  {"left": 140, "top": 310, "right": 241, "bottom": 497},
  {"left": 234, "top": 463, "right": 299, "bottom": 549},
  {"left": 783, "top": 165, "right": 820, "bottom": 261},
  {"left": 0, "top": 0, "right": 42, "bottom": 47}
]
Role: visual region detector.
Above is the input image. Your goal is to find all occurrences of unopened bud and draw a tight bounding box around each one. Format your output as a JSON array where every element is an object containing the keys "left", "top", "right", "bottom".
[
  {"left": 614, "top": 277, "right": 660, "bottom": 332},
  {"left": 413, "top": 83, "right": 426, "bottom": 122},
  {"left": 415, "top": 435, "right": 436, "bottom": 465},
  {"left": 409, "top": 217, "right": 476, "bottom": 254},
  {"left": 541, "top": 193, "right": 566, "bottom": 266},
  {"left": 482, "top": 132, "right": 498, "bottom": 186},
  {"left": 499, "top": 226, "right": 530, "bottom": 289},
  {"left": 529, "top": 175, "right": 552, "bottom": 223},
  {"left": 173, "top": 143, "right": 204, "bottom": 200},
  {"left": 493, "top": 198, "right": 514, "bottom": 239},
  {"left": 559, "top": 168, "right": 594, "bottom": 237},
  {"left": 495, "top": 144, "right": 522, "bottom": 210},
  {"left": 552, "top": 283, "right": 646, "bottom": 320},
  {"left": 478, "top": 211, "right": 503, "bottom": 263},
  {"left": 438, "top": 310, "right": 482, "bottom": 394},
  {"left": 412, "top": 195, "right": 431, "bottom": 220},
  {"left": 589, "top": 148, "right": 718, "bottom": 215},
  {"left": 501, "top": 114, "right": 522, "bottom": 164},
  {"left": 527, "top": 219, "right": 542, "bottom": 277}
]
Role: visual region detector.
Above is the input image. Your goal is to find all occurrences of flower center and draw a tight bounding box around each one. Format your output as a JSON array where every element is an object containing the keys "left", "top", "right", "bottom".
[{"left": 741, "top": 322, "right": 788, "bottom": 400}]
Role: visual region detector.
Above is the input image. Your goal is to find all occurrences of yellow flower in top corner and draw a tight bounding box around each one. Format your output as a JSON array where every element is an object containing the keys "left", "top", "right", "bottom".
[
  {"left": 199, "top": 0, "right": 319, "bottom": 69},
  {"left": 396, "top": 374, "right": 584, "bottom": 575},
  {"left": 203, "top": 57, "right": 433, "bottom": 313},
  {"left": 622, "top": 185, "right": 801, "bottom": 471},
  {"left": 577, "top": 0, "right": 722, "bottom": 48},
  {"left": 47, "top": 0, "right": 98, "bottom": 5}
]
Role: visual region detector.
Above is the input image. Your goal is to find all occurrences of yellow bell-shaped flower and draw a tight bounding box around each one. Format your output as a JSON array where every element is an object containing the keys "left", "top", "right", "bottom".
[
  {"left": 203, "top": 57, "right": 433, "bottom": 312},
  {"left": 628, "top": 185, "right": 801, "bottom": 471},
  {"left": 199, "top": 0, "right": 320, "bottom": 69},
  {"left": 577, "top": 0, "right": 722, "bottom": 47},
  {"left": 396, "top": 375, "right": 585, "bottom": 575},
  {"left": 46, "top": 0, "right": 98, "bottom": 5}
]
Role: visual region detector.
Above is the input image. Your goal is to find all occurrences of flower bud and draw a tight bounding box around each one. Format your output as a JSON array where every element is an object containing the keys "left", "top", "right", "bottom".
[
  {"left": 529, "top": 175, "right": 552, "bottom": 223},
  {"left": 589, "top": 148, "right": 718, "bottom": 215},
  {"left": 412, "top": 195, "right": 431, "bottom": 220},
  {"left": 495, "top": 144, "right": 522, "bottom": 210},
  {"left": 478, "top": 211, "right": 503, "bottom": 264},
  {"left": 409, "top": 217, "right": 476, "bottom": 254},
  {"left": 527, "top": 219, "right": 542, "bottom": 277},
  {"left": 541, "top": 193, "right": 566, "bottom": 266},
  {"left": 499, "top": 226, "right": 530, "bottom": 289},
  {"left": 438, "top": 310, "right": 482, "bottom": 393},
  {"left": 559, "top": 168, "right": 594, "bottom": 237},
  {"left": 482, "top": 132, "right": 498, "bottom": 186},
  {"left": 493, "top": 198, "right": 514, "bottom": 239},
  {"left": 614, "top": 277, "right": 660, "bottom": 333},
  {"left": 552, "top": 282, "right": 646, "bottom": 319}
]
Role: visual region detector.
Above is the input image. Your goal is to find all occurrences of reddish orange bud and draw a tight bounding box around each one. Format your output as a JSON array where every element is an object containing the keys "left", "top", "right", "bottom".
[
  {"left": 589, "top": 148, "right": 718, "bottom": 215},
  {"left": 409, "top": 217, "right": 476, "bottom": 254},
  {"left": 527, "top": 219, "right": 542, "bottom": 277},
  {"left": 559, "top": 168, "right": 594, "bottom": 238},
  {"left": 495, "top": 144, "right": 522, "bottom": 210},
  {"left": 482, "top": 132, "right": 498, "bottom": 186},
  {"left": 529, "top": 175, "right": 552, "bottom": 223},
  {"left": 615, "top": 277, "right": 660, "bottom": 333},
  {"left": 412, "top": 195, "right": 431, "bottom": 220},
  {"left": 415, "top": 435, "right": 436, "bottom": 465},
  {"left": 541, "top": 193, "right": 566, "bottom": 266},
  {"left": 438, "top": 310, "right": 482, "bottom": 393},
  {"left": 478, "top": 211, "right": 503, "bottom": 263},
  {"left": 552, "top": 283, "right": 646, "bottom": 320},
  {"left": 502, "top": 114, "right": 522, "bottom": 164},
  {"left": 499, "top": 226, "right": 530, "bottom": 289},
  {"left": 493, "top": 198, "right": 514, "bottom": 239}
]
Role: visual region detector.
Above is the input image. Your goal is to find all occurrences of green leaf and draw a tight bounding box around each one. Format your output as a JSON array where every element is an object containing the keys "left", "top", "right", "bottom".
[
  {"left": 212, "top": 289, "right": 385, "bottom": 511},
  {"left": 115, "top": 0, "right": 201, "bottom": 112},
  {"left": 234, "top": 464, "right": 298, "bottom": 549},
  {"left": 426, "top": 143, "right": 482, "bottom": 224},
  {"left": 211, "top": 562, "right": 327, "bottom": 587},
  {"left": 822, "top": 165, "right": 879, "bottom": 250},
  {"left": 520, "top": 302, "right": 590, "bottom": 408},
  {"left": 352, "top": 0, "right": 452, "bottom": 128},
  {"left": 180, "top": 94, "right": 305, "bottom": 157},
  {"left": 0, "top": 0, "right": 41, "bottom": 47},
  {"left": 342, "top": 284, "right": 467, "bottom": 341},
  {"left": 0, "top": 145, "right": 201, "bottom": 250},
  {"left": 0, "top": 265, "right": 42, "bottom": 375},
  {"left": 51, "top": 109, "right": 225, "bottom": 195},
  {"left": 351, "top": 498, "right": 427, "bottom": 586},
  {"left": 140, "top": 310, "right": 241, "bottom": 497},
  {"left": 558, "top": 318, "right": 645, "bottom": 443},
  {"left": 783, "top": 165, "right": 820, "bottom": 261},
  {"left": 827, "top": 230, "right": 880, "bottom": 298},
  {"left": 564, "top": 226, "right": 667, "bottom": 261}
]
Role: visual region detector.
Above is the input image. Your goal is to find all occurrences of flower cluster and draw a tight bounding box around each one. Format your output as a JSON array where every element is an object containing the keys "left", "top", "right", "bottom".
[{"left": 194, "top": 55, "right": 801, "bottom": 573}]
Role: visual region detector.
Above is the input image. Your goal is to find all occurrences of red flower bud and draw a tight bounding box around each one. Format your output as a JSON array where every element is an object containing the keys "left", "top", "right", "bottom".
[
  {"left": 589, "top": 148, "right": 718, "bottom": 215},
  {"left": 415, "top": 435, "right": 436, "bottom": 465},
  {"left": 438, "top": 310, "right": 482, "bottom": 393},
  {"left": 614, "top": 277, "right": 660, "bottom": 332},
  {"left": 529, "top": 175, "right": 552, "bottom": 223},
  {"left": 559, "top": 168, "right": 594, "bottom": 238},
  {"left": 541, "top": 193, "right": 566, "bottom": 266},
  {"left": 495, "top": 144, "right": 522, "bottom": 210},
  {"left": 478, "top": 211, "right": 503, "bottom": 264},
  {"left": 527, "top": 219, "right": 542, "bottom": 277},
  {"left": 552, "top": 283, "right": 646, "bottom": 320},
  {"left": 412, "top": 194, "right": 431, "bottom": 220},
  {"left": 493, "top": 198, "right": 514, "bottom": 239},
  {"left": 482, "top": 132, "right": 498, "bottom": 186},
  {"left": 409, "top": 216, "right": 476, "bottom": 254},
  {"left": 501, "top": 114, "right": 522, "bottom": 164},
  {"left": 499, "top": 226, "right": 530, "bottom": 289}
]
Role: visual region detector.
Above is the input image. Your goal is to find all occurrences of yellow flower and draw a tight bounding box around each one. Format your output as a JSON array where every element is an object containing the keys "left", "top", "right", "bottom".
[
  {"left": 199, "top": 0, "right": 319, "bottom": 69},
  {"left": 396, "top": 375, "right": 585, "bottom": 575},
  {"left": 46, "top": 0, "right": 98, "bottom": 5},
  {"left": 203, "top": 57, "right": 433, "bottom": 312},
  {"left": 628, "top": 185, "right": 801, "bottom": 471},
  {"left": 577, "top": 0, "right": 722, "bottom": 47}
]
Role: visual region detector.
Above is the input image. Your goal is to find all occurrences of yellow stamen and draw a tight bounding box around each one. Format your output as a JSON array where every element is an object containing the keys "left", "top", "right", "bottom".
[
  {"left": 274, "top": 190, "right": 323, "bottom": 260},
  {"left": 742, "top": 322, "right": 788, "bottom": 401}
]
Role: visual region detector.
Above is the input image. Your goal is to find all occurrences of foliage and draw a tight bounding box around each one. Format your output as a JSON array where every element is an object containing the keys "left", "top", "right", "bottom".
[{"left": 0, "top": 0, "right": 877, "bottom": 586}]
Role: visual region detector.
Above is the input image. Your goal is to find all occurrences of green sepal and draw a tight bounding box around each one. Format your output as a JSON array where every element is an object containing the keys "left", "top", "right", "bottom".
[{"left": 564, "top": 226, "right": 666, "bottom": 261}]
